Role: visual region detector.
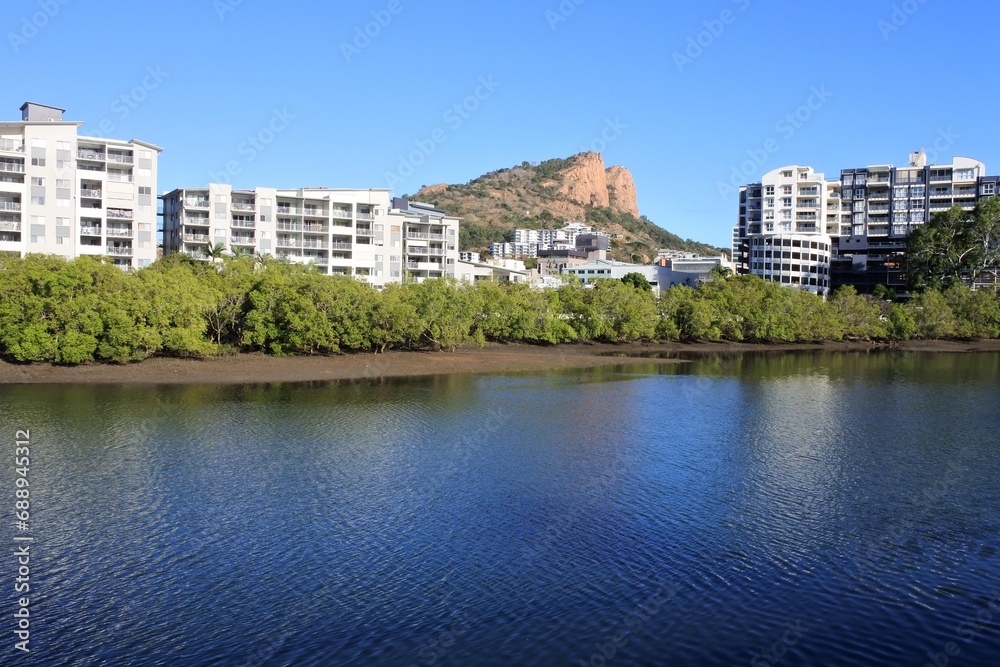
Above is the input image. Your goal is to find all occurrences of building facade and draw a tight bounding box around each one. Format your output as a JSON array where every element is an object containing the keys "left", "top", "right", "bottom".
[
  {"left": 0, "top": 102, "right": 161, "bottom": 268},
  {"left": 733, "top": 153, "right": 999, "bottom": 296},
  {"left": 733, "top": 166, "right": 845, "bottom": 297},
  {"left": 161, "top": 186, "right": 459, "bottom": 286},
  {"left": 491, "top": 221, "right": 608, "bottom": 259}
]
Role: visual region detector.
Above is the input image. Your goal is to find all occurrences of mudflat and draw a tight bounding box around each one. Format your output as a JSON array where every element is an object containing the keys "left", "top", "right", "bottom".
[{"left": 1, "top": 340, "right": 998, "bottom": 385}]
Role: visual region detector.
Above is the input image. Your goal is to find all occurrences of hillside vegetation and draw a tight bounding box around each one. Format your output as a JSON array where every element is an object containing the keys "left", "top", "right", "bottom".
[{"left": 411, "top": 155, "right": 725, "bottom": 262}]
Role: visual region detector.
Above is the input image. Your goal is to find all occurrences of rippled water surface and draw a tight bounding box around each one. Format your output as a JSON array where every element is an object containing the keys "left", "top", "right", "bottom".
[{"left": 2, "top": 352, "right": 1000, "bottom": 666}]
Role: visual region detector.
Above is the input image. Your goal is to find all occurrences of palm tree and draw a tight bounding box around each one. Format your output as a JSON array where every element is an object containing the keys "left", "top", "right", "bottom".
[{"left": 205, "top": 242, "right": 227, "bottom": 264}]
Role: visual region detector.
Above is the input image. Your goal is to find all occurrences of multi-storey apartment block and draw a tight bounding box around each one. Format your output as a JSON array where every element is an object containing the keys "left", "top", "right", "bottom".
[
  {"left": 490, "top": 222, "right": 607, "bottom": 259},
  {"left": 733, "top": 165, "right": 847, "bottom": 297},
  {"left": 161, "top": 185, "right": 459, "bottom": 286},
  {"left": 733, "top": 152, "right": 999, "bottom": 295},
  {"left": 0, "top": 102, "right": 161, "bottom": 268}
]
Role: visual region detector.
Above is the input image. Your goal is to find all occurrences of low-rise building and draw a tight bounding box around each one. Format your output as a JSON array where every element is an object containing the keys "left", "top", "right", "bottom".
[
  {"left": 161, "top": 186, "right": 459, "bottom": 286},
  {"left": 565, "top": 259, "right": 659, "bottom": 287}
]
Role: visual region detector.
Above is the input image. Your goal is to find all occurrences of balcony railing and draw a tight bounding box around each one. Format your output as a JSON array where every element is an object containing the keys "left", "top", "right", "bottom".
[
  {"left": 80, "top": 227, "right": 102, "bottom": 236},
  {"left": 929, "top": 174, "right": 953, "bottom": 182},
  {"left": 231, "top": 237, "right": 255, "bottom": 245},
  {"left": 185, "top": 199, "right": 210, "bottom": 208},
  {"left": 303, "top": 208, "right": 326, "bottom": 217},
  {"left": 277, "top": 238, "right": 302, "bottom": 248},
  {"left": 78, "top": 150, "right": 106, "bottom": 160},
  {"left": 80, "top": 188, "right": 102, "bottom": 198},
  {"left": 232, "top": 202, "right": 255, "bottom": 211},
  {"left": 107, "top": 209, "right": 134, "bottom": 219},
  {"left": 330, "top": 209, "right": 352, "bottom": 220},
  {"left": 0, "top": 202, "right": 21, "bottom": 211},
  {"left": 302, "top": 240, "right": 327, "bottom": 249},
  {"left": 106, "top": 153, "right": 134, "bottom": 164},
  {"left": 929, "top": 190, "right": 953, "bottom": 198},
  {"left": 356, "top": 227, "right": 373, "bottom": 236},
  {"left": 406, "top": 232, "right": 445, "bottom": 241},
  {"left": 0, "top": 162, "right": 25, "bottom": 173},
  {"left": 106, "top": 246, "right": 133, "bottom": 256},
  {"left": 0, "top": 139, "right": 25, "bottom": 153},
  {"left": 356, "top": 212, "right": 374, "bottom": 221},
  {"left": 231, "top": 219, "right": 256, "bottom": 229},
  {"left": 330, "top": 242, "right": 352, "bottom": 251},
  {"left": 106, "top": 228, "right": 133, "bottom": 238},
  {"left": 303, "top": 224, "right": 328, "bottom": 233},
  {"left": 276, "top": 207, "right": 298, "bottom": 215},
  {"left": 184, "top": 217, "right": 210, "bottom": 226},
  {"left": 277, "top": 221, "right": 302, "bottom": 231},
  {"left": 0, "top": 221, "right": 21, "bottom": 232},
  {"left": 183, "top": 234, "right": 210, "bottom": 243}
]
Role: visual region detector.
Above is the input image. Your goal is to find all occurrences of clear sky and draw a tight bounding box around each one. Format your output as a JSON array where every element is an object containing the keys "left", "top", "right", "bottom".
[{"left": 5, "top": 0, "right": 1000, "bottom": 248}]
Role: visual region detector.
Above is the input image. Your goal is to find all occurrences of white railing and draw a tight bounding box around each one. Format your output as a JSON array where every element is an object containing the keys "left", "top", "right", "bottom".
[
  {"left": 0, "top": 202, "right": 21, "bottom": 211},
  {"left": 107, "top": 209, "right": 133, "bottom": 219},
  {"left": 277, "top": 221, "right": 302, "bottom": 231},
  {"left": 330, "top": 209, "right": 352, "bottom": 219},
  {"left": 78, "top": 150, "right": 105, "bottom": 160},
  {"left": 0, "top": 139, "right": 25, "bottom": 153},
  {"left": 330, "top": 242, "right": 352, "bottom": 251},
  {"left": 356, "top": 227, "right": 374, "bottom": 236},
  {"left": 107, "top": 172, "right": 133, "bottom": 183},
  {"left": 303, "top": 209, "right": 326, "bottom": 217},
  {"left": 0, "top": 221, "right": 20, "bottom": 232},
  {"left": 276, "top": 207, "right": 299, "bottom": 215},
  {"left": 0, "top": 162, "right": 25, "bottom": 173},
  {"left": 303, "top": 225, "right": 328, "bottom": 233},
  {"left": 106, "top": 246, "right": 133, "bottom": 256},
  {"left": 106, "top": 229, "right": 133, "bottom": 238},
  {"left": 277, "top": 238, "right": 302, "bottom": 248},
  {"left": 184, "top": 217, "right": 210, "bottom": 226},
  {"left": 183, "top": 234, "right": 210, "bottom": 242},
  {"left": 231, "top": 220, "right": 256, "bottom": 229},
  {"left": 106, "top": 153, "right": 134, "bottom": 164},
  {"left": 356, "top": 212, "right": 374, "bottom": 221},
  {"left": 231, "top": 237, "right": 255, "bottom": 245},
  {"left": 302, "top": 240, "right": 327, "bottom": 249},
  {"left": 80, "top": 227, "right": 102, "bottom": 235},
  {"left": 80, "top": 189, "right": 102, "bottom": 198},
  {"left": 232, "top": 202, "right": 255, "bottom": 211},
  {"left": 185, "top": 199, "right": 210, "bottom": 208}
]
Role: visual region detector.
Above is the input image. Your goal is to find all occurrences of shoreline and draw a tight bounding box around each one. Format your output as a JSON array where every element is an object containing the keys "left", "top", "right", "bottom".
[{"left": 1, "top": 340, "right": 999, "bottom": 386}]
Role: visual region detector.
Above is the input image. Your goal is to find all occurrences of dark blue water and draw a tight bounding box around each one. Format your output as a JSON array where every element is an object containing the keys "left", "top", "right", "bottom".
[{"left": 2, "top": 353, "right": 1000, "bottom": 666}]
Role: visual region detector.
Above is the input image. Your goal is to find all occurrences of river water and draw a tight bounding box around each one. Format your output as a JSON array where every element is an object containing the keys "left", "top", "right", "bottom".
[{"left": 2, "top": 352, "right": 999, "bottom": 666}]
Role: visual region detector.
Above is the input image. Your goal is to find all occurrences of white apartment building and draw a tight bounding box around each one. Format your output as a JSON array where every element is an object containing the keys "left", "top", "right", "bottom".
[
  {"left": 161, "top": 186, "right": 459, "bottom": 286},
  {"left": 735, "top": 165, "right": 849, "bottom": 297},
  {"left": 0, "top": 102, "right": 161, "bottom": 268},
  {"left": 491, "top": 221, "right": 605, "bottom": 258}
]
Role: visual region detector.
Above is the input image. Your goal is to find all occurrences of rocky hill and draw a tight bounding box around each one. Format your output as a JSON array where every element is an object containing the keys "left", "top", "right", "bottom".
[{"left": 411, "top": 153, "right": 724, "bottom": 263}]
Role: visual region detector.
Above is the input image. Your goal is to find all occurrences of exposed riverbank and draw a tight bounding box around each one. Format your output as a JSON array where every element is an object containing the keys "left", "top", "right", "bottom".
[{"left": 2, "top": 340, "right": 999, "bottom": 385}]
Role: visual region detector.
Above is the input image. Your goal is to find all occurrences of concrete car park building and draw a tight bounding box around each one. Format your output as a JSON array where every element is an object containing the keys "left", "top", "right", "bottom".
[{"left": 0, "top": 102, "right": 161, "bottom": 268}]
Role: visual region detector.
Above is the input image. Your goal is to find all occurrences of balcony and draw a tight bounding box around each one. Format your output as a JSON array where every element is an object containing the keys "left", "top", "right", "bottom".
[
  {"left": 0, "top": 162, "right": 25, "bottom": 174},
  {"left": 867, "top": 176, "right": 890, "bottom": 184},
  {"left": 80, "top": 188, "right": 102, "bottom": 198},
  {"left": 277, "top": 221, "right": 302, "bottom": 231},
  {"left": 106, "top": 228, "right": 133, "bottom": 238},
  {"left": 406, "top": 231, "right": 445, "bottom": 241},
  {"left": 929, "top": 174, "right": 953, "bottom": 182},
  {"left": 183, "top": 234, "right": 210, "bottom": 243},
  {"left": 277, "top": 237, "right": 302, "bottom": 248},
  {"left": 330, "top": 209, "right": 352, "bottom": 220},
  {"left": 0, "top": 221, "right": 21, "bottom": 232},
  {"left": 356, "top": 226, "right": 374, "bottom": 237},
  {"left": 868, "top": 204, "right": 890, "bottom": 213},
  {"left": 356, "top": 211, "right": 374, "bottom": 221},
  {"left": 330, "top": 241, "right": 352, "bottom": 251},
  {"left": 0, "top": 139, "right": 25, "bottom": 153},
  {"left": 232, "top": 202, "right": 255, "bottom": 212},
  {"left": 77, "top": 149, "right": 106, "bottom": 161},
  {"left": 185, "top": 199, "right": 210, "bottom": 208},
  {"left": 231, "top": 236, "right": 256, "bottom": 246},
  {"left": 302, "top": 240, "right": 327, "bottom": 249},
  {"left": 303, "top": 223, "right": 328, "bottom": 234},
  {"left": 184, "top": 217, "right": 210, "bottom": 227},
  {"left": 231, "top": 219, "right": 256, "bottom": 229},
  {"left": 276, "top": 206, "right": 299, "bottom": 216},
  {"left": 107, "top": 208, "right": 134, "bottom": 220},
  {"left": 80, "top": 226, "right": 102, "bottom": 236},
  {"left": 106, "top": 153, "right": 134, "bottom": 164},
  {"left": 929, "top": 189, "right": 953, "bottom": 198},
  {"left": 302, "top": 208, "right": 326, "bottom": 218},
  {"left": 106, "top": 246, "right": 133, "bottom": 256},
  {"left": 0, "top": 201, "right": 21, "bottom": 211}
]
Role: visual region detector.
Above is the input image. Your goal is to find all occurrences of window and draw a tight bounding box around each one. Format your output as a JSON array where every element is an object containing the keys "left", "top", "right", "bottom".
[
  {"left": 799, "top": 172, "right": 808, "bottom": 180},
  {"left": 139, "top": 150, "right": 152, "bottom": 159},
  {"left": 911, "top": 186, "right": 925, "bottom": 197},
  {"left": 139, "top": 186, "right": 151, "bottom": 195},
  {"left": 216, "top": 195, "right": 227, "bottom": 202},
  {"left": 765, "top": 186, "right": 775, "bottom": 196},
  {"left": 765, "top": 198, "right": 774, "bottom": 208},
  {"left": 982, "top": 183, "right": 996, "bottom": 196},
  {"left": 843, "top": 175, "right": 854, "bottom": 186},
  {"left": 782, "top": 186, "right": 792, "bottom": 195},
  {"left": 781, "top": 171, "right": 792, "bottom": 178},
  {"left": 781, "top": 198, "right": 792, "bottom": 208},
  {"left": 31, "top": 156, "right": 45, "bottom": 167},
  {"left": 781, "top": 210, "right": 791, "bottom": 220},
  {"left": 137, "top": 168, "right": 151, "bottom": 178},
  {"left": 843, "top": 189, "right": 853, "bottom": 200},
  {"left": 57, "top": 179, "right": 69, "bottom": 188},
  {"left": 31, "top": 177, "right": 45, "bottom": 186},
  {"left": 31, "top": 196, "right": 45, "bottom": 205},
  {"left": 31, "top": 139, "right": 46, "bottom": 148}
]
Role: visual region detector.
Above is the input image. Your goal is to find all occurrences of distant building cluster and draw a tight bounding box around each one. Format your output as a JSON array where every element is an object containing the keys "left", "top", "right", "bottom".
[
  {"left": 733, "top": 152, "right": 1000, "bottom": 296},
  {"left": 490, "top": 221, "right": 610, "bottom": 259}
]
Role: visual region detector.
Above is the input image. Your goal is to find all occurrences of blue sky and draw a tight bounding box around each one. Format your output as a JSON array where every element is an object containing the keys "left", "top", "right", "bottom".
[{"left": 5, "top": 0, "right": 999, "bottom": 248}]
